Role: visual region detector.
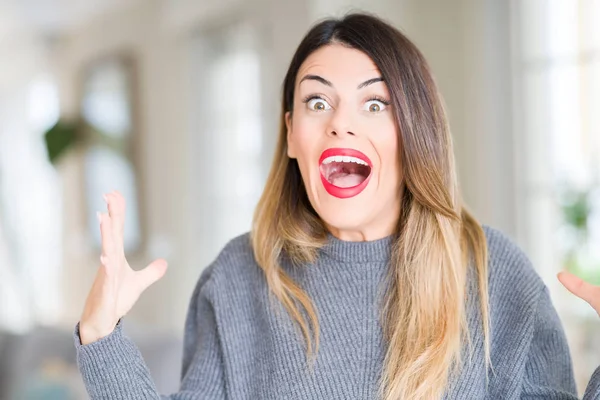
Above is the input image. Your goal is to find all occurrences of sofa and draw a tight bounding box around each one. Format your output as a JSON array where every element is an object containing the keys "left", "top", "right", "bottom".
[{"left": 0, "top": 321, "right": 183, "bottom": 399}]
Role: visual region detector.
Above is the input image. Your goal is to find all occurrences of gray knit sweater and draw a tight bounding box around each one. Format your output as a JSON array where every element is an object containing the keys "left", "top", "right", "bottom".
[{"left": 74, "top": 226, "right": 600, "bottom": 399}]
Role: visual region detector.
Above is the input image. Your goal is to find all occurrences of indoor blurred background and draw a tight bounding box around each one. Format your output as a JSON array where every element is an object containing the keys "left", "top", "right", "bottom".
[{"left": 0, "top": 0, "right": 598, "bottom": 398}]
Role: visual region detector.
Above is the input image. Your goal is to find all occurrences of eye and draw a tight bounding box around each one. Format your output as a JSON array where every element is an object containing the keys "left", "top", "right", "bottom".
[
  {"left": 364, "top": 99, "right": 388, "bottom": 113},
  {"left": 305, "top": 97, "right": 332, "bottom": 112}
]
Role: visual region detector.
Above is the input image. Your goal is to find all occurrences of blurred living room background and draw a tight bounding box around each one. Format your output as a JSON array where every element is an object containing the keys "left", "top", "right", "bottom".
[{"left": 0, "top": 0, "right": 599, "bottom": 398}]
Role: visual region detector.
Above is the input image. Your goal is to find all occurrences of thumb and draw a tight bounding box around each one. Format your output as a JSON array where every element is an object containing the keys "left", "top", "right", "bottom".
[
  {"left": 136, "top": 258, "right": 168, "bottom": 293},
  {"left": 557, "top": 271, "right": 600, "bottom": 315}
]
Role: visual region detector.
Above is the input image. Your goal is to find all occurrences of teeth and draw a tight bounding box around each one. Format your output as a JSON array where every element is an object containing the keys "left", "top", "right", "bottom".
[{"left": 321, "top": 155, "right": 369, "bottom": 166}]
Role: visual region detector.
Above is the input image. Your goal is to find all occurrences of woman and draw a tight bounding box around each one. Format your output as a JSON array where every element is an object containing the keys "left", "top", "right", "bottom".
[{"left": 75, "top": 13, "right": 600, "bottom": 399}]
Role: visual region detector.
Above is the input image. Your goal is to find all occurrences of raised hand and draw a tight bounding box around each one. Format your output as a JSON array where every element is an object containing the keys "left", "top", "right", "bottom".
[
  {"left": 79, "top": 190, "right": 168, "bottom": 345},
  {"left": 558, "top": 271, "right": 600, "bottom": 317}
]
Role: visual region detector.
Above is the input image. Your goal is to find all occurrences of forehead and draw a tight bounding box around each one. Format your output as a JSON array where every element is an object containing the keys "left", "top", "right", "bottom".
[{"left": 296, "top": 44, "right": 381, "bottom": 85}]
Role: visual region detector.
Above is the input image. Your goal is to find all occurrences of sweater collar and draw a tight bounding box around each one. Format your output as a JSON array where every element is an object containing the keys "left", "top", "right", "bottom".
[{"left": 320, "top": 233, "right": 394, "bottom": 263}]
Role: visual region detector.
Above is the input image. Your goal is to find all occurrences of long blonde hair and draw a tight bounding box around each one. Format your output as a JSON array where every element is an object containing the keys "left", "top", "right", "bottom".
[{"left": 251, "top": 13, "right": 491, "bottom": 400}]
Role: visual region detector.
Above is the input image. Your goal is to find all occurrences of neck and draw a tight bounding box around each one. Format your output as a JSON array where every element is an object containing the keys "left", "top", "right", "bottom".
[{"left": 326, "top": 201, "right": 401, "bottom": 242}]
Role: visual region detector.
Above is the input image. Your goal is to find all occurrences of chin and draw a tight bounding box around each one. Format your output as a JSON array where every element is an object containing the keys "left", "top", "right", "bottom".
[{"left": 313, "top": 198, "right": 370, "bottom": 233}]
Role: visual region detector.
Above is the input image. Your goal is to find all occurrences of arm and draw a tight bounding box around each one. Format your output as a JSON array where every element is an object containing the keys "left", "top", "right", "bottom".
[
  {"left": 521, "top": 286, "right": 600, "bottom": 399},
  {"left": 74, "top": 265, "right": 226, "bottom": 399}
]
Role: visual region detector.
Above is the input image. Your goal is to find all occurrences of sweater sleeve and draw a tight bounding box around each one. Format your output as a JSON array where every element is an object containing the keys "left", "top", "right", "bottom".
[
  {"left": 73, "top": 265, "right": 226, "bottom": 399},
  {"left": 521, "top": 286, "right": 600, "bottom": 399}
]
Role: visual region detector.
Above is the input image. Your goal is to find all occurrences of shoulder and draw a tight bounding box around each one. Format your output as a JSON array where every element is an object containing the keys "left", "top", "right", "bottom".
[
  {"left": 211, "top": 232, "right": 256, "bottom": 274},
  {"left": 481, "top": 225, "right": 545, "bottom": 310},
  {"left": 193, "top": 232, "right": 262, "bottom": 298}
]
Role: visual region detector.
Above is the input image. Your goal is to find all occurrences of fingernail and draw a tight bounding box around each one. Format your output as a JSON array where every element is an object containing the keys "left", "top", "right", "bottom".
[
  {"left": 100, "top": 254, "right": 108, "bottom": 265},
  {"left": 102, "top": 193, "right": 108, "bottom": 203},
  {"left": 96, "top": 211, "right": 102, "bottom": 223}
]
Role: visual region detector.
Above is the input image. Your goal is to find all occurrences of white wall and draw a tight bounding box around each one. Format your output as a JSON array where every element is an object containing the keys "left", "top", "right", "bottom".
[{"left": 397, "top": 0, "right": 517, "bottom": 239}]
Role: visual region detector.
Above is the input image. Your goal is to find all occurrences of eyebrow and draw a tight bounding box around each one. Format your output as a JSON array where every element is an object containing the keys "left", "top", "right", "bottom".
[
  {"left": 357, "top": 77, "right": 384, "bottom": 89},
  {"left": 299, "top": 74, "right": 384, "bottom": 89}
]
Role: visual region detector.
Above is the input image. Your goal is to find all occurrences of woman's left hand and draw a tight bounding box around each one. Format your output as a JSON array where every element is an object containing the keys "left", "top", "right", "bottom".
[{"left": 558, "top": 271, "right": 600, "bottom": 316}]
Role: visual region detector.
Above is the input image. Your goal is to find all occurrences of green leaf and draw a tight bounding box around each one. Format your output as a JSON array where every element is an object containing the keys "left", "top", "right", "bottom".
[{"left": 44, "top": 120, "right": 79, "bottom": 164}]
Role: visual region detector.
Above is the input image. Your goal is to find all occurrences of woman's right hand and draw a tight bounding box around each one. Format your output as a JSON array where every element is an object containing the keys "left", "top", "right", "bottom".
[{"left": 79, "top": 190, "right": 168, "bottom": 345}]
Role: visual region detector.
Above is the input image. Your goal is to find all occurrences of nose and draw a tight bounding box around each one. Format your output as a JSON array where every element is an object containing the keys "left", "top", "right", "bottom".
[{"left": 326, "top": 104, "right": 356, "bottom": 138}]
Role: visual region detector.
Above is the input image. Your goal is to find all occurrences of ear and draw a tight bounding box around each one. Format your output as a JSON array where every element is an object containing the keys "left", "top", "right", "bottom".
[{"left": 285, "top": 111, "right": 296, "bottom": 159}]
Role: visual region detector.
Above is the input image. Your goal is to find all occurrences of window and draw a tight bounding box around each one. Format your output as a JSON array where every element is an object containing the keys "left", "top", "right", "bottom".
[
  {"left": 189, "top": 21, "right": 265, "bottom": 268},
  {"left": 0, "top": 74, "right": 62, "bottom": 330},
  {"left": 516, "top": 0, "right": 600, "bottom": 301},
  {"left": 514, "top": 0, "right": 600, "bottom": 390},
  {"left": 80, "top": 57, "right": 143, "bottom": 255}
]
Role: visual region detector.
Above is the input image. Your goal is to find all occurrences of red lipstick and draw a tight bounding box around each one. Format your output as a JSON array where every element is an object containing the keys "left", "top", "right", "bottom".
[{"left": 319, "top": 148, "right": 373, "bottom": 199}]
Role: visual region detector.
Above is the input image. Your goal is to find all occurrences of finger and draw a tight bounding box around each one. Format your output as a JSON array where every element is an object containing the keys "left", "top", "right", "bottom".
[
  {"left": 558, "top": 271, "right": 600, "bottom": 313},
  {"left": 105, "top": 191, "right": 125, "bottom": 255},
  {"left": 98, "top": 211, "right": 117, "bottom": 265},
  {"left": 135, "top": 259, "right": 168, "bottom": 294}
]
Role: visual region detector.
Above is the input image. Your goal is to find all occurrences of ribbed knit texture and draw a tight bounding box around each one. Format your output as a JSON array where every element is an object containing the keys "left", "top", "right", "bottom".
[{"left": 74, "top": 226, "right": 600, "bottom": 399}]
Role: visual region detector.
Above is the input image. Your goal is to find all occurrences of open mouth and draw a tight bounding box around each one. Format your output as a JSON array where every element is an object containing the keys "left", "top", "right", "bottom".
[
  {"left": 320, "top": 156, "right": 372, "bottom": 187},
  {"left": 319, "top": 148, "right": 373, "bottom": 198}
]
